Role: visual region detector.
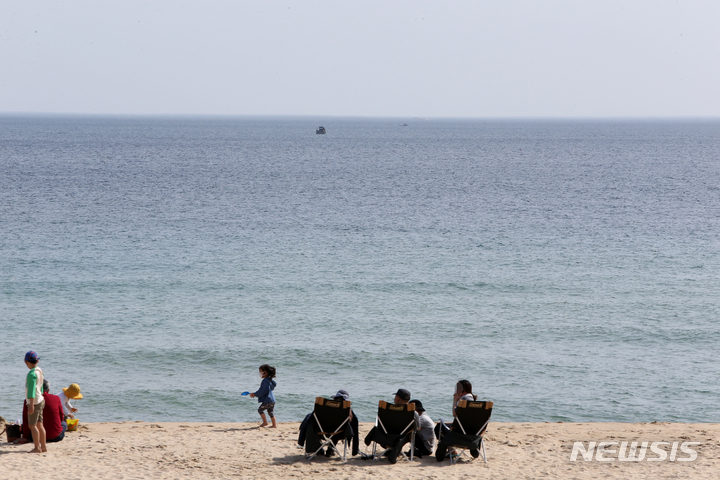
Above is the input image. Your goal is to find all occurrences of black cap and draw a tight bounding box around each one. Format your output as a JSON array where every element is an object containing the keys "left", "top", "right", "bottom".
[
  {"left": 409, "top": 399, "right": 425, "bottom": 412},
  {"left": 393, "top": 388, "right": 411, "bottom": 401}
]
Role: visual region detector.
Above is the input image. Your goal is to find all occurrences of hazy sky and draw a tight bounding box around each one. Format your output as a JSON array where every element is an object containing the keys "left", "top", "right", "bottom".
[{"left": 1, "top": 1, "right": 718, "bottom": 117}]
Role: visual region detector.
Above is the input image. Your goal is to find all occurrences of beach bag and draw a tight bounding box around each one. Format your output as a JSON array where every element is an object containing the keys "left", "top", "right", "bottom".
[
  {"left": 4, "top": 424, "right": 21, "bottom": 443},
  {"left": 67, "top": 418, "right": 79, "bottom": 431}
]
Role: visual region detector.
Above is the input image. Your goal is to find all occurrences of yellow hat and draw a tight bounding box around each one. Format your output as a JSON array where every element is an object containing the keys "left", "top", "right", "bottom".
[{"left": 63, "top": 383, "right": 83, "bottom": 399}]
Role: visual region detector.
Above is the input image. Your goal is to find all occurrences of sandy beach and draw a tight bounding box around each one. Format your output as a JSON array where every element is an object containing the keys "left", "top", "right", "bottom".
[{"left": 2, "top": 421, "right": 718, "bottom": 479}]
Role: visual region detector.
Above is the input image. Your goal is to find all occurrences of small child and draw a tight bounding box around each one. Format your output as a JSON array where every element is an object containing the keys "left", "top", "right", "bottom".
[
  {"left": 24, "top": 351, "right": 46, "bottom": 453},
  {"left": 249, "top": 364, "right": 277, "bottom": 428},
  {"left": 59, "top": 383, "right": 83, "bottom": 418}
]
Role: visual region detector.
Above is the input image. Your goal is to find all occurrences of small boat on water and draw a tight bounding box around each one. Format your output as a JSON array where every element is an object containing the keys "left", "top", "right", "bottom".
[
  {"left": 400, "top": 123, "right": 409, "bottom": 126},
  {"left": 316, "top": 126, "right": 326, "bottom": 134}
]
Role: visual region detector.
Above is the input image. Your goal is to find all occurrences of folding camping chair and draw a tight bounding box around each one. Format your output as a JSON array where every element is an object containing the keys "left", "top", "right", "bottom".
[
  {"left": 305, "top": 396, "right": 353, "bottom": 461},
  {"left": 365, "top": 401, "right": 417, "bottom": 463},
  {"left": 435, "top": 400, "right": 493, "bottom": 464}
]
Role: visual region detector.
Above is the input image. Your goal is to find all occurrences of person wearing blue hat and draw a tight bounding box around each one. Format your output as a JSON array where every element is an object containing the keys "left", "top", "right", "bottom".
[
  {"left": 328, "top": 390, "right": 360, "bottom": 457},
  {"left": 24, "top": 351, "right": 46, "bottom": 453},
  {"left": 297, "top": 389, "right": 360, "bottom": 457}
]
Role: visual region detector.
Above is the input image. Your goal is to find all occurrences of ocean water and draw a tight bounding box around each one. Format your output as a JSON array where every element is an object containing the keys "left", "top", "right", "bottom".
[{"left": 1, "top": 116, "right": 719, "bottom": 425}]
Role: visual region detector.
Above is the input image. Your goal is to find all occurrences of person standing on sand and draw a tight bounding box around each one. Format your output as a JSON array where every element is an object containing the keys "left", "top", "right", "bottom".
[
  {"left": 249, "top": 364, "right": 277, "bottom": 428},
  {"left": 24, "top": 351, "right": 46, "bottom": 453}
]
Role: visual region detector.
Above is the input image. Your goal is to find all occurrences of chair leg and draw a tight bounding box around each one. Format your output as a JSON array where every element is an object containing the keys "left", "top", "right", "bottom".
[
  {"left": 326, "top": 439, "right": 348, "bottom": 462},
  {"left": 306, "top": 443, "right": 326, "bottom": 460},
  {"left": 372, "top": 443, "right": 390, "bottom": 461},
  {"left": 409, "top": 432, "right": 415, "bottom": 462},
  {"left": 307, "top": 436, "right": 346, "bottom": 461}
]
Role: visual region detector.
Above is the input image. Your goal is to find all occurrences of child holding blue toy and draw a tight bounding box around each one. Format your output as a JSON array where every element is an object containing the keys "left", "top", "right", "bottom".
[{"left": 249, "top": 364, "right": 277, "bottom": 428}]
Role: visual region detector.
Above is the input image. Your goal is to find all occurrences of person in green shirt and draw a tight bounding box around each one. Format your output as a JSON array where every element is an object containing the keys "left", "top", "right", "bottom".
[{"left": 24, "top": 351, "right": 46, "bottom": 453}]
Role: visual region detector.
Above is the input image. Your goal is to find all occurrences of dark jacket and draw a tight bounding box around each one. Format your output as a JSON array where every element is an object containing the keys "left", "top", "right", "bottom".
[{"left": 298, "top": 410, "right": 360, "bottom": 456}]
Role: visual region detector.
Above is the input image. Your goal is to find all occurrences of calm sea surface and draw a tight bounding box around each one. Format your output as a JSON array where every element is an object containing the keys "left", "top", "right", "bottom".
[{"left": 1, "top": 116, "right": 719, "bottom": 424}]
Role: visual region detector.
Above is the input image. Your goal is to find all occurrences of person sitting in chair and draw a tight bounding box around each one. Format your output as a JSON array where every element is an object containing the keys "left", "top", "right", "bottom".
[
  {"left": 363, "top": 388, "right": 420, "bottom": 464},
  {"left": 435, "top": 379, "right": 482, "bottom": 460},
  {"left": 392, "top": 388, "right": 420, "bottom": 426},
  {"left": 453, "top": 380, "right": 477, "bottom": 416},
  {"left": 298, "top": 389, "right": 360, "bottom": 457},
  {"left": 437, "top": 379, "right": 478, "bottom": 438}
]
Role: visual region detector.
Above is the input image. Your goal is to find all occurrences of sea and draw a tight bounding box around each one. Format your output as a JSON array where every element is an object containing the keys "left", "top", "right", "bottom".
[{"left": 1, "top": 115, "right": 719, "bottom": 425}]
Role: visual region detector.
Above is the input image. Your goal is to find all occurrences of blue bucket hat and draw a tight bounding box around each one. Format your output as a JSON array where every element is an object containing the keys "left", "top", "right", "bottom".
[{"left": 333, "top": 389, "right": 350, "bottom": 401}]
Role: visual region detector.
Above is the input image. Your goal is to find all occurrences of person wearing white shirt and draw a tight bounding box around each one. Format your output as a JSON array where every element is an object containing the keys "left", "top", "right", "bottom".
[
  {"left": 452, "top": 379, "right": 476, "bottom": 416},
  {"left": 58, "top": 383, "right": 83, "bottom": 418},
  {"left": 408, "top": 399, "right": 436, "bottom": 457}
]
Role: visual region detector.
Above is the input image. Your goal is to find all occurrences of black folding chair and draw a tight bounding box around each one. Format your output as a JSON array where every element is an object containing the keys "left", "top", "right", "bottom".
[
  {"left": 305, "top": 397, "right": 353, "bottom": 461},
  {"left": 365, "top": 401, "right": 417, "bottom": 463},
  {"left": 435, "top": 400, "right": 493, "bottom": 464}
]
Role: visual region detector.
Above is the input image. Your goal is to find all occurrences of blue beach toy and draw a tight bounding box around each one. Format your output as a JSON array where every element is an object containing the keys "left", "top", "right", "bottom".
[{"left": 241, "top": 391, "right": 250, "bottom": 396}]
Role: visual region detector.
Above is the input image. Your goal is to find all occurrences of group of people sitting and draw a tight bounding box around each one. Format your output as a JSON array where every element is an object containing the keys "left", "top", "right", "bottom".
[
  {"left": 16, "top": 379, "right": 82, "bottom": 446},
  {"left": 297, "top": 379, "right": 481, "bottom": 463}
]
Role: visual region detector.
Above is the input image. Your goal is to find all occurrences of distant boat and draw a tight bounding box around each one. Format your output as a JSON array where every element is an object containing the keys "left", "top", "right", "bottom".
[
  {"left": 400, "top": 123, "right": 409, "bottom": 126},
  {"left": 316, "top": 126, "right": 326, "bottom": 134}
]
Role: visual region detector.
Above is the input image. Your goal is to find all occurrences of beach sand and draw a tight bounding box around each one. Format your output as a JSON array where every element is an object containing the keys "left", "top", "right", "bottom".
[{"left": 1, "top": 421, "right": 718, "bottom": 479}]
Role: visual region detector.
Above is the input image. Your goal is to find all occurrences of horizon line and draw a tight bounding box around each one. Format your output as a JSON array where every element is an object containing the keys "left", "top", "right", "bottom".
[{"left": 2, "top": 111, "right": 720, "bottom": 122}]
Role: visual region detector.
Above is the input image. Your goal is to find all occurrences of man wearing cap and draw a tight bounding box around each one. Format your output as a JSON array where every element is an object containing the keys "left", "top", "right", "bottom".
[
  {"left": 363, "top": 388, "right": 420, "bottom": 463},
  {"left": 409, "top": 399, "right": 436, "bottom": 457},
  {"left": 392, "top": 388, "right": 412, "bottom": 406},
  {"left": 391, "top": 388, "right": 421, "bottom": 426}
]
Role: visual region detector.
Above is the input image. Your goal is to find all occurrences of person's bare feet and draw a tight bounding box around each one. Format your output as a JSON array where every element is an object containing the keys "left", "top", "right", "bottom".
[
  {"left": 268, "top": 425, "right": 277, "bottom": 428},
  {"left": 259, "top": 422, "right": 269, "bottom": 427},
  {"left": 28, "top": 448, "right": 42, "bottom": 453}
]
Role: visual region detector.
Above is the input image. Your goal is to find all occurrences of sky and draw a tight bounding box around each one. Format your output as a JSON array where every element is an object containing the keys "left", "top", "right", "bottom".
[{"left": 1, "top": 0, "right": 719, "bottom": 118}]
